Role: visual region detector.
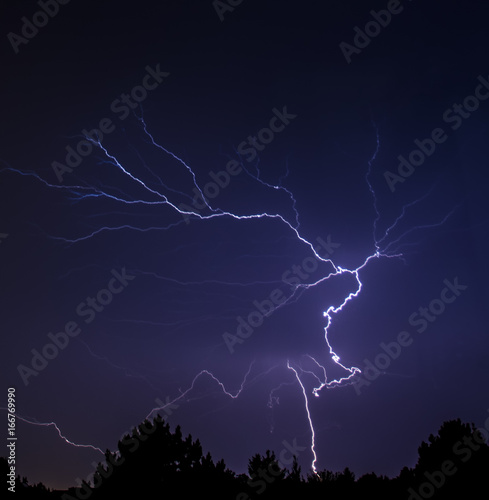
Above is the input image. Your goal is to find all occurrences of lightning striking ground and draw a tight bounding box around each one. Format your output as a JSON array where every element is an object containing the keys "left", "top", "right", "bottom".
[{"left": 2, "top": 117, "right": 457, "bottom": 476}]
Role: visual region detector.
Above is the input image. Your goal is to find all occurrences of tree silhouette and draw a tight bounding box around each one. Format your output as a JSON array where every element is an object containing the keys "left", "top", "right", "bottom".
[
  {"left": 243, "top": 449, "right": 287, "bottom": 498},
  {"left": 405, "top": 418, "right": 489, "bottom": 499},
  {"left": 1, "top": 456, "right": 54, "bottom": 499},
  {"left": 79, "top": 415, "right": 237, "bottom": 499},
  {"left": 3, "top": 416, "right": 488, "bottom": 499}
]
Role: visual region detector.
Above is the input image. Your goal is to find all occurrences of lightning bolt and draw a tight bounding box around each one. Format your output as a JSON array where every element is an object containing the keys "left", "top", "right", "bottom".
[
  {"left": 145, "top": 362, "right": 256, "bottom": 420},
  {"left": 1, "top": 116, "right": 457, "bottom": 476},
  {"left": 287, "top": 360, "right": 318, "bottom": 474},
  {"left": 0, "top": 410, "right": 104, "bottom": 454}
]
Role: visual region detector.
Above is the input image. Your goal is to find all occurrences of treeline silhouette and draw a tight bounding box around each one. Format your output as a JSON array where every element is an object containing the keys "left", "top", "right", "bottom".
[{"left": 3, "top": 416, "right": 488, "bottom": 499}]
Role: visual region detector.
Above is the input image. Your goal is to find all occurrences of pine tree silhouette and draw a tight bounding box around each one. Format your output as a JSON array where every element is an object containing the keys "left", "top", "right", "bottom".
[
  {"left": 405, "top": 418, "right": 489, "bottom": 499},
  {"left": 82, "top": 415, "right": 236, "bottom": 499},
  {"left": 3, "top": 416, "right": 487, "bottom": 500}
]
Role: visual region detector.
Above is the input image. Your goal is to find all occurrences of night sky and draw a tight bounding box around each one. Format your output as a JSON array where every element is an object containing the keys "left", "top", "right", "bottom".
[{"left": 2, "top": 0, "right": 489, "bottom": 491}]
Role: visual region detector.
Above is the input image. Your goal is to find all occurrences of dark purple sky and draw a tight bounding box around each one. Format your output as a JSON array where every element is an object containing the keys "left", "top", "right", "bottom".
[{"left": 2, "top": 0, "right": 489, "bottom": 491}]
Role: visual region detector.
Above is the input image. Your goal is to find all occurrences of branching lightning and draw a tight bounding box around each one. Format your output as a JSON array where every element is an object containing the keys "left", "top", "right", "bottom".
[
  {"left": 1, "top": 115, "right": 457, "bottom": 476},
  {"left": 145, "top": 362, "right": 255, "bottom": 421}
]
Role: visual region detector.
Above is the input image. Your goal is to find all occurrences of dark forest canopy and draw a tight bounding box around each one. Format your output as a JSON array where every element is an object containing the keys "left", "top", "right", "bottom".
[{"left": 3, "top": 416, "right": 488, "bottom": 500}]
